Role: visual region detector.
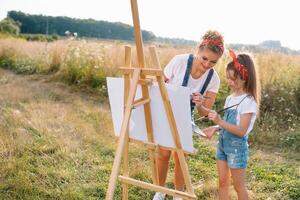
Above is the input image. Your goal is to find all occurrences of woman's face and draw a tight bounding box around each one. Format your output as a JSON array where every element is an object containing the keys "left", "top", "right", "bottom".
[
  {"left": 196, "top": 48, "right": 221, "bottom": 71},
  {"left": 226, "top": 69, "right": 245, "bottom": 92}
]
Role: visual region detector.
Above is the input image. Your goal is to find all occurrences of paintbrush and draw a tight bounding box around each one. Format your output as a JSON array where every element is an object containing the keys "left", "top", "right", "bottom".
[{"left": 193, "top": 103, "right": 239, "bottom": 122}]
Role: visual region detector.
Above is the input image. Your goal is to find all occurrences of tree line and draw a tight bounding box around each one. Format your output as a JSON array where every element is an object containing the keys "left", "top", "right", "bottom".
[
  {"left": 6, "top": 11, "right": 156, "bottom": 41},
  {"left": 5, "top": 11, "right": 298, "bottom": 53}
]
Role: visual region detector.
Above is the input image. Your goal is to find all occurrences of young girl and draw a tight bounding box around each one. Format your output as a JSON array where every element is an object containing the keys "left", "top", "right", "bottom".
[{"left": 203, "top": 50, "right": 261, "bottom": 200}]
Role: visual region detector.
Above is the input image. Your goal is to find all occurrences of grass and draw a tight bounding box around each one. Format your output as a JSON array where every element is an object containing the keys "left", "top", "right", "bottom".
[
  {"left": 0, "top": 69, "right": 115, "bottom": 199},
  {"left": 0, "top": 38, "right": 300, "bottom": 199}
]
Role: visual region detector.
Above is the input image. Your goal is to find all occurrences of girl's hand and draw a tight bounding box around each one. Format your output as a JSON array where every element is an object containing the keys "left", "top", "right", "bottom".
[
  {"left": 208, "top": 110, "right": 222, "bottom": 124},
  {"left": 191, "top": 92, "right": 204, "bottom": 107},
  {"left": 203, "top": 126, "right": 217, "bottom": 139}
]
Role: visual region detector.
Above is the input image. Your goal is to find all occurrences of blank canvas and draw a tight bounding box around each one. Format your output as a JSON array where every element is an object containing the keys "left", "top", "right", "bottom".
[{"left": 107, "top": 77, "right": 194, "bottom": 153}]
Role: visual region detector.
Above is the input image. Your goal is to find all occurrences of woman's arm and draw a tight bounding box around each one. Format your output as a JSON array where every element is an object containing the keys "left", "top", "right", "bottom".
[{"left": 208, "top": 111, "right": 253, "bottom": 137}]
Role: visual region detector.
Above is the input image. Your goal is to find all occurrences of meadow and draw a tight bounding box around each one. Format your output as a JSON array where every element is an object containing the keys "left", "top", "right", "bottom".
[{"left": 0, "top": 36, "right": 299, "bottom": 199}]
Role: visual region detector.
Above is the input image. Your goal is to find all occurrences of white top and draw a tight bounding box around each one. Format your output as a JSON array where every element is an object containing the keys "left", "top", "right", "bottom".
[
  {"left": 164, "top": 54, "right": 220, "bottom": 95},
  {"left": 224, "top": 94, "right": 257, "bottom": 135}
]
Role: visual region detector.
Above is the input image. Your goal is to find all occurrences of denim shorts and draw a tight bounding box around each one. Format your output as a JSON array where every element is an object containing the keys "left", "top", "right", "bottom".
[{"left": 216, "top": 133, "right": 248, "bottom": 169}]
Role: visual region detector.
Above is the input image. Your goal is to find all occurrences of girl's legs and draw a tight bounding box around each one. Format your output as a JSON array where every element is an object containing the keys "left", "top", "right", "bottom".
[
  {"left": 230, "top": 168, "right": 248, "bottom": 200},
  {"left": 172, "top": 151, "right": 185, "bottom": 191},
  {"left": 217, "top": 160, "right": 230, "bottom": 200},
  {"left": 156, "top": 148, "right": 171, "bottom": 186}
]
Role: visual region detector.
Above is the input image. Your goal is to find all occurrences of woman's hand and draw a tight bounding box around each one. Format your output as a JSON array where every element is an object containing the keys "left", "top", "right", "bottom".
[
  {"left": 191, "top": 92, "right": 204, "bottom": 107},
  {"left": 207, "top": 110, "right": 222, "bottom": 124},
  {"left": 203, "top": 126, "right": 218, "bottom": 139}
]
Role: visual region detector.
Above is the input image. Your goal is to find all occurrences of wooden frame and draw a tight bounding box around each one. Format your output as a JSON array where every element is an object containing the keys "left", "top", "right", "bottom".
[{"left": 105, "top": 0, "right": 196, "bottom": 199}]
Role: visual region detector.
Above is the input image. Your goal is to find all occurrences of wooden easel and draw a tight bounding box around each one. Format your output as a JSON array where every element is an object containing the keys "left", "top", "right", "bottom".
[{"left": 105, "top": 0, "right": 196, "bottom": 199}]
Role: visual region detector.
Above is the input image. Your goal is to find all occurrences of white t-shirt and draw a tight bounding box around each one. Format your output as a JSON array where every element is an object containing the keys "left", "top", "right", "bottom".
[
  {"left": 224, "top": 94, "right": 257, "bottom": 135},
  {"left": 164, "top": 54, "right": 220, "bottom": 95}
]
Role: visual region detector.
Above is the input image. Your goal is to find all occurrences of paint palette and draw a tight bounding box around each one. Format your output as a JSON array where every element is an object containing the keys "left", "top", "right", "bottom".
[{"left": 191, "top": 121, "right": 207, "bottom": 138}]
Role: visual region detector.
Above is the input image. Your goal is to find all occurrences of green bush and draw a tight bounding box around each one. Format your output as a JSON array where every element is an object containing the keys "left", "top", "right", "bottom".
[
  {"left": 58, "top": 43, "right": 118, "bottom": 97},
  {"left": 19, "top": 34, "right": 59, "bottom": 42},
  {"left": 0, "top": 50, "right": 37, "bottom": 74},
  {"left": 0, "top": 48, "right": 16, "bottom": 69},
  {"left": 249, "top": 78, "right": 300, "bottom": 148},
  {"left": 0, "top": 18, "right": 20, "bottom": 35}
]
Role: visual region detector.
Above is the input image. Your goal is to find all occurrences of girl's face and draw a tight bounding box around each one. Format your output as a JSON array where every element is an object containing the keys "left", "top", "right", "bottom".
[
  {"left": 196, "top": 48, "right": 221, "bottom": 71},
  {"left": 226, "top": 69, "right": 245, "bottom": 92}
]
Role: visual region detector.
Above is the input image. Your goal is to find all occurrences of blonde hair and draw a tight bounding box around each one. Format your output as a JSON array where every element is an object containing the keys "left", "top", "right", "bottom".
[{"left": 198, "top": 30, "right": 224, "bottom": 55}]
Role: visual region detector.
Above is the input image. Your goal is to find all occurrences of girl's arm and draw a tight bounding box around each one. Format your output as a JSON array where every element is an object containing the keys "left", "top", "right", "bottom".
[
  {"left": 193, "top": 91, "right": 217, "bottom": 116},
  {"left": 208, "top": 111, "right": 253, "bottom": 137}
]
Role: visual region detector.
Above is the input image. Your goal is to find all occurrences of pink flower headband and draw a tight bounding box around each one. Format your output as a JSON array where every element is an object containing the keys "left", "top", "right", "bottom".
[{"left": 200, "top": 39, "right": 224, "bottom": 54}]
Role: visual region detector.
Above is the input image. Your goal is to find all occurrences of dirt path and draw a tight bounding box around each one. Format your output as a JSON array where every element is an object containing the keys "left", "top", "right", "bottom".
[{"left": 0, "top": 67, "right": 115, "bottom": 151}]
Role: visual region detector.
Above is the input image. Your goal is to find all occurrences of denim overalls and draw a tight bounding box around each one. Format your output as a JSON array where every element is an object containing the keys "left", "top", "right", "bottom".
[{"left": 216, "top": 100, "right": 249, "bottom": 169}]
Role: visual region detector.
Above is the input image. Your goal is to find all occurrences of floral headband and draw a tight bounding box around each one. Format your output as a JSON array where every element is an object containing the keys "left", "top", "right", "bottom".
[
  {"left": 200, "top": 39, "right": 224, "bottom": 54},
  {"left": 229, "top": 50, "right": 248, "bottom": 81}
]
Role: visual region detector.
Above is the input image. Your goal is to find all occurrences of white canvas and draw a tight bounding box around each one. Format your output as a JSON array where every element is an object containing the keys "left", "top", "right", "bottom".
[{"left": 107, "top": 77, "right": 194, "bottom": 153}]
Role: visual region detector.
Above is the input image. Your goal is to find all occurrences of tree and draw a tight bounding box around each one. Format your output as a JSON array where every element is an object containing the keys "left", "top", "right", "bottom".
[{"left": 0, "top": 18, "right": 21, "bottom": 35}]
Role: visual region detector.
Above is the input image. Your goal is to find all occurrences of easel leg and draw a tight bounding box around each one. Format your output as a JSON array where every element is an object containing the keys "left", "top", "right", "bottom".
[
  {"left": 156, "top": 76, "right": 195, "bottom": 197},
  {"left": 141, "top": 84, "right": 159, "bottom": 185},
  {"left": 122, "top": 139, "right": 129, "bottom": 200},
  {"left": 122, "top": 72, "right": 131, "bottom": 200},
  {"left": 147, "top": 46, "right": 162, "bottom": 185},
  {"left": 176, "top": 150, "right": 194, "bottom": 194},
  {"left": 106, "top": 69, "right": 141, "bottom": 200}
]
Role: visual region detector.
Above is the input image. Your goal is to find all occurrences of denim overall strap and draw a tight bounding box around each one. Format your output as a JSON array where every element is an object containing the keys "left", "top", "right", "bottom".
[
  {"left": 220, "top": 95, "right": 249, "bottom": 139},
  {"left": 221, "top": 109, "right": 239, "bottom": 136},
  {"left": 181, "top": 54, "right": 214, "bottom": 113},
  {"left": 181, "top": 54, "right": 193, "bottom": 87},
  {"left": 181, "top": 54, "right": 194, "bottom": 113},
  {"left": 189, "top": 68, "right": 214, "bottom": 112},
  {"left": 200, "top": 69, "right": 214, "bottom": 95}
]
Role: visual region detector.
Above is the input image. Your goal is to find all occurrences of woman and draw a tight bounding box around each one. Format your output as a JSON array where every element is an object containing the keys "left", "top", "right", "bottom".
[{"left": 153, "top": 30, "right": 225, "bottom": 200}]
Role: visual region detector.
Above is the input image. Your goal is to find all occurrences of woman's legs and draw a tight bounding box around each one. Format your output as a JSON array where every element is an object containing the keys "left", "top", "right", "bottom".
[
  {"left": 155, "top": 149, "right": 188, "bottom": 199},
  {"left": 156, "top": 148, "right": 171, "bottom": 186},
  {"left": 217, "top": 160, "right": 230, "bottom": 200},
  {"left": 173, "top": 151, "right": 185, "bottom": 191},
  {"left": 230, "top": 168, "right": 248, "bottom": 200}
]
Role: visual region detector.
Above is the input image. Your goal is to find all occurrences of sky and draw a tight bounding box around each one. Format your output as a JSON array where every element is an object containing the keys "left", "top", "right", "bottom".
[{"left": 1, "top": 0, "right": 300, "bottom": 50}]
